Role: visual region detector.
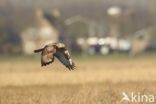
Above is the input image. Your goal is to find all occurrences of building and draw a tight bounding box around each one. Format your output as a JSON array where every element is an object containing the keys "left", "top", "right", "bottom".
[{"left": 21, "top": 9, "right": 58, "bottom": 54}]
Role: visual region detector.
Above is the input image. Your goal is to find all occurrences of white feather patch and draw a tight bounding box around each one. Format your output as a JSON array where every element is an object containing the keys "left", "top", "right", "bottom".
[{"left": 69, "top": 59, "right": 72, "bottom": 65}]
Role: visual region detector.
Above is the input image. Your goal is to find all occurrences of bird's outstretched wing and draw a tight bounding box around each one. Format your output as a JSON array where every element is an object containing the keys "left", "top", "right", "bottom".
[
  {"left": 34, "top": 45, "right": 56, "bottom": 66},
  {"left": 54, "top": 43, "right": 75, "bottom": 70}
]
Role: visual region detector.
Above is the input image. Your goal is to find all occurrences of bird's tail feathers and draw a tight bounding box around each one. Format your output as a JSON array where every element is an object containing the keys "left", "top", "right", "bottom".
[{"left": 34, "top": 48, "right": 43, "bottom": 53}]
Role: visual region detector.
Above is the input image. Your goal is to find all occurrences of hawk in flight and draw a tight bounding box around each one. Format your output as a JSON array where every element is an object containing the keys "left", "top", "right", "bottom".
[{"left": 34, "top": 43, "right": 75, "bottom": 70}]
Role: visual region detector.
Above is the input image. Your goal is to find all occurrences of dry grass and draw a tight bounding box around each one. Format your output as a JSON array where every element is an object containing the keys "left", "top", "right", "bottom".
[{"left": 0, "top": 55, "right": 156, "bottom": 104}]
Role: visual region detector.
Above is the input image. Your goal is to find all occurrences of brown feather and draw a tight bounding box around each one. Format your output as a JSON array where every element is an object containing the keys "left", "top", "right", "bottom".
[
  {"left": 34, "top": 48, "right": 43, "bottom": 53},
  {"left": 41, "top": 45, "right": 56, "bottom": 66},
  {"left": 34, "top": 42, "right": 76, "bottom": 70}
]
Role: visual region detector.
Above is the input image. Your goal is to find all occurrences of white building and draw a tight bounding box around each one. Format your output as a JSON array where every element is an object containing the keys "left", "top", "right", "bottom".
[{"left": 21, "top": 9, "right": 58, "bottom": 54}]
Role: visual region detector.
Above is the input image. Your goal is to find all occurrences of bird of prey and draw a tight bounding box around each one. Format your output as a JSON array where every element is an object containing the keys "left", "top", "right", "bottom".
[{"left": 34, "top": 42, "right": 75, "bottom": 70}]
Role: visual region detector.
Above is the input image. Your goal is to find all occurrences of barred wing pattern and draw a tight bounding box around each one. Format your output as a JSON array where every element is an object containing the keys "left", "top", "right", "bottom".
[{"left": 54, "top": 44, "right": 75, "bottom": 70}]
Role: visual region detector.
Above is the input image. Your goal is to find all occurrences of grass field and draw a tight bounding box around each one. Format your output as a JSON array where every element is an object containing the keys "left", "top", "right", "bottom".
[{"left": 0, "top": 54, "right": 156, "bottom": 104}]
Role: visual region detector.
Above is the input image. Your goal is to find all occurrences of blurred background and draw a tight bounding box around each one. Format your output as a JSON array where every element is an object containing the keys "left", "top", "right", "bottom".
[
  {"left": 1, "top": 0, "right": 156, "bottom": 104},
  {"left": 0, "top": 0, "right": 156, "bottom": 55}
]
